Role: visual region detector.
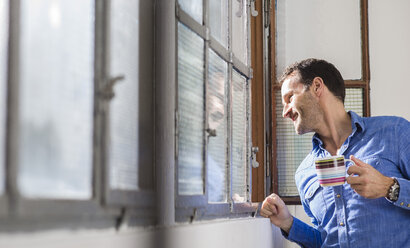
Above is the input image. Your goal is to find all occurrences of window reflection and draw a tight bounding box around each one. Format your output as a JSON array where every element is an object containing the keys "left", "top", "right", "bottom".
[
  {"left": 177, "top": 23, "right": 205, "bottom": 195},
  {"left": 231, "top": 70, "right": 247, "bottom": 202},
  {"left": 207, "top": 49, "right": 228, "bottom": 203}
]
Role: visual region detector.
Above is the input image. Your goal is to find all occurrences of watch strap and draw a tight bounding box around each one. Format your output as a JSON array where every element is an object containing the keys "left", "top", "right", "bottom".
[{"left": 386, "top": 178, "right": 400, "bottom": 202}]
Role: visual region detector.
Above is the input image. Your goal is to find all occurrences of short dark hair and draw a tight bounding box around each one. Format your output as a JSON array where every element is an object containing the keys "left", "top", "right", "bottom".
[{"left": 279, "top": 58, "right": 345, "bottom": 103}]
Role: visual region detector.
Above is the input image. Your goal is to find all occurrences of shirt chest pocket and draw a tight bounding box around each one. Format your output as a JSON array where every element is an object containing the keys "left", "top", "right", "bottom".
[
  {"left": 362, "top": 156, "right": 401, "bottom": 177},
  {"left": 304, "top": 181, "right": 327, "bottom": 225}
]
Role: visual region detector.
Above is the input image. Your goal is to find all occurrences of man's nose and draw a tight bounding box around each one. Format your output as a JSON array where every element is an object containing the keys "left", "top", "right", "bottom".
[{"left": 282, "top": 104, "right": 291, "bottom": 119}]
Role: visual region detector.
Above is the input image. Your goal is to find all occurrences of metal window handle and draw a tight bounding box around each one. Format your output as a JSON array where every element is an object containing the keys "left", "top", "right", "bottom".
[
  {"left": 100, "top": 75, "right": 125, "bottom": 100},
  {"left": 206, "top": 128, "right": 217, "bottom": 137},
  {"left": 250, "top": 0, "right": 258, "bottom": 17},
  {"left": 251, "top": 146, "right": 259, "bottom": 168}
]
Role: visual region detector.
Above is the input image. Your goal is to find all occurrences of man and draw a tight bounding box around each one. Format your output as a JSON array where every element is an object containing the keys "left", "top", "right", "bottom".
[{"left": 260, "top": 58, "right": 409, "bottom": 247}]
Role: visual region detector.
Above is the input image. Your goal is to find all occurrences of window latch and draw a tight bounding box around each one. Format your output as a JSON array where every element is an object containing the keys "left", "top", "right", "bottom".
[
  {"left": 99, "top": 75, "right": 125, "bottom": 100},
  {"left": 250, "top": 0, "right": 258, "bottom": 17},
  {"left": 206, "top": 128, "right": 217, "bottom": 137},
  {"left": 251, "top": 146, "right": 259, "bottom": 168}
]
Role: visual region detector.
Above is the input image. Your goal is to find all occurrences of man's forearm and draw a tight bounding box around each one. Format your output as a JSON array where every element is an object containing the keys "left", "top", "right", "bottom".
[{"left": 281, "top": 217, "right": 322, "bottom": 248}]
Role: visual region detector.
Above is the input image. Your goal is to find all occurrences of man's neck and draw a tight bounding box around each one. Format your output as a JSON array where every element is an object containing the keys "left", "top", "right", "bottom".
[{"left": 316, "top": 105, "right": 352, "bottom": 156}]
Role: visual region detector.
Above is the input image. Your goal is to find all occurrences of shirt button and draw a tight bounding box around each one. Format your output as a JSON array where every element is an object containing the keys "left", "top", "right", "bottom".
[
  {"left": 400, "top": 202, "right": 404, "bottom": 206},
  {"left": 336, "top": 194, "right": 341, "bottom": 198},
  {"left": 407, "top": 203, "right": 410, "bottom": 208},
  {"left": 340, "top": 222, "right": 344, "bottom": 226}
]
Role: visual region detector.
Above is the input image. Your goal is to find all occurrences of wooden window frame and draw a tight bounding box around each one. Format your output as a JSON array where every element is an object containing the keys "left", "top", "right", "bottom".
[{"left": 251, "top": 0, "right": 370, "bottom": 204}]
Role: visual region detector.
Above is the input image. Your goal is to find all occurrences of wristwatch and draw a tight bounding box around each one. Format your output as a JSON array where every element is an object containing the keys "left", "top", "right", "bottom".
[{"left": 386, "top": 178, "right": 400, "bottom": 202}]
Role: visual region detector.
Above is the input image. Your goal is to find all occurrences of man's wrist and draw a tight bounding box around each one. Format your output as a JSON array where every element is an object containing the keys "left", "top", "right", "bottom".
[
  {"left": 280, "top": 216, "right": 294, "bottom": 235},
  {"left": 384, "top": 177, "right": 395, "bottom": 197}
]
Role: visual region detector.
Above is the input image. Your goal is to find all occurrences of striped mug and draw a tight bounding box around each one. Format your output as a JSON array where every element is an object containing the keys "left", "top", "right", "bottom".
[{"left": 315, "top": 156, "right": 355, "bottom": 187}]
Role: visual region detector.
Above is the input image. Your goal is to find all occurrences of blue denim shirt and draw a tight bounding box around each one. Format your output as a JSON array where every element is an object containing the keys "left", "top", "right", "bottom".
[{"left": 285, "top": 111, "right": 410, "bottom": 248}]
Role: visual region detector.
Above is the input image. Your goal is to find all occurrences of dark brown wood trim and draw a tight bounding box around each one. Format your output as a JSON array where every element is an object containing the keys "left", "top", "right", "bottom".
[
  {"left": 269, "top": 0, "right": 278, "bottom": 196},
  {"left": 360, "top": 0, "right": 370, "bottom": 117},
  {"left": 361, "top": 0, "right": 370, "bottom": 83},
  {"left": 280, "top": 196, "right": 301, "bottom": 205},
  {"left": 363, "top": 83, "right": 370, "bottom": 117},
  {"left": 344, "top": 80, "right": 367, "bottom": 88},
  {"left": 251, "top": 0, "right": 266, "bottom": 202}
]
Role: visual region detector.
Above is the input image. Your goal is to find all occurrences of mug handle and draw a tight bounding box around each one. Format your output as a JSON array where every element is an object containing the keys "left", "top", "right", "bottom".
[
  {"left": 344, "top": 158, "right": 355, "bottom": 178},
  {"left": 344, "top": 158, "right": 355, "bottom": 166}
]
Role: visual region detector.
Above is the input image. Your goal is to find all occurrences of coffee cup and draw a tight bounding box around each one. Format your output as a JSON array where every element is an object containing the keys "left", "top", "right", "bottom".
[{"left": 315, "top": 155, "right": 355, "bottom": 187}]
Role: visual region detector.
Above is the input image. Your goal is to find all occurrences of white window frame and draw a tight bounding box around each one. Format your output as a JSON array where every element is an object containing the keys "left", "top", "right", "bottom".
[
  {"left": 1, "top": 0, "right": 155, "bottom": 229},
  {"left": 175, "top": 0, "right": 257, "bottom": 221}
]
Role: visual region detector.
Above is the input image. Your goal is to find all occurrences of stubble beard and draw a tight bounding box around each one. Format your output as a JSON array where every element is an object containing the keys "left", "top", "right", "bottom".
[{"left": 294, "top": 94, "right": 322, "bottom": 135}]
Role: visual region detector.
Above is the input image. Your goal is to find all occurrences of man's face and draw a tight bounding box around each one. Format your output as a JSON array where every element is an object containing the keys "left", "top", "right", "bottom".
[{"left": 281, "top": 73, "right": 322, "bottom": 135}]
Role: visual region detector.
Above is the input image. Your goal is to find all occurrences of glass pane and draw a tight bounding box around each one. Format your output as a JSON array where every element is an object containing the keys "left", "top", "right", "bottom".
[
  {"left": 108, "top": 0, "right": 154, "bottom": 191},
  {"left": 209, "top": 0, "right": 228, "bottom": 48},
  {"left": 18, "top": 0, "right": 94, "bottom": 199},
  {"left": 276, "top": 0, "right": 361, "bottom": 80},
  {"left": 275, "top": 91, "right": 312, "bottom": 196},
  {"left": 178, "top": 0, "right": 203, "bottom": 24},
  {"left": 0, "top": 0, "right": 8, "bottom": 195},
  {"left": 231, "top": 70, "right": 247, "bottom": 202},
  {"left": 232, "top": 0, "right": 248, "bottom": 65},
  {"left": 178, "top": 23, "right": 205, "bottom": 195},
  {"left": 345, "top": 88, "right": 363, "bottom": 116},
  {"left": 207, "top": 49, "right": 228, "bottom": 203}
]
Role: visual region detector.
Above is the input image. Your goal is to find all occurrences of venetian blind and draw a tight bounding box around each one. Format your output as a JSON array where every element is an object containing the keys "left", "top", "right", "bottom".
[
  {"left": 345, "top": 88, "right": 364, "bottom": 116},
  {"left": 177, "top": 23, "right": 205, "bottom": 195},
  {"left": 275, "top": 91, "right": 312, "bottom": 196},
  {"left": 207, "top": 49, "right": 228, "bottom": 203},
  {"left": 108, "top": 0, "right": 155, "bottom": 191},
  {"left": 231, "top": 70, "right": 248, "bottom": 202}
]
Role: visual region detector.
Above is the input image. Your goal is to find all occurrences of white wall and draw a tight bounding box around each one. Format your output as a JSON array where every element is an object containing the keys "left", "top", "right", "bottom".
[
  {"left": 0, "top": 218, "right": 278, "bottom": 248},
  {"left": 368, "top": 0, "right": 410, "bottom": 120}
]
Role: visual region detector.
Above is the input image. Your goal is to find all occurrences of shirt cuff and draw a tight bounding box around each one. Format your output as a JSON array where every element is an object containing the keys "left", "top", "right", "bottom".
[
  {"left": 280, "top": 217, "right": 322, "bottom": 248},
  {"left": 390, "top": 177, "right": 410, "bottom": 210}
]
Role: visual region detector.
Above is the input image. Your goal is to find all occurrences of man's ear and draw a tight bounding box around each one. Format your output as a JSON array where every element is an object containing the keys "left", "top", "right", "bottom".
[{"left": 311, "top": 77, "right": 324, "bottom": 97}]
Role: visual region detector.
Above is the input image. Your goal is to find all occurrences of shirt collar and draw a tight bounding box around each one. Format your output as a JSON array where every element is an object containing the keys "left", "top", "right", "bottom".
[{"left": 312, "top": 111, "right": 365, "bottom": 151}]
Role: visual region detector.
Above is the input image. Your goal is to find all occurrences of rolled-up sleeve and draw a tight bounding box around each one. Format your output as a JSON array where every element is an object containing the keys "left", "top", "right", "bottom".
[{"left": 281, "top": 217, "right": 322, "bottom": 248}]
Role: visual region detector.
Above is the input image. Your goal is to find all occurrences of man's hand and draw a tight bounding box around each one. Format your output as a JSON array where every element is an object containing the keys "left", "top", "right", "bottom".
[
  {"left": 346, "top": 155, "right": 394, "bottom": 199},
  {"left": 260, "top": 193, "right": 293, "bottom": 234}
]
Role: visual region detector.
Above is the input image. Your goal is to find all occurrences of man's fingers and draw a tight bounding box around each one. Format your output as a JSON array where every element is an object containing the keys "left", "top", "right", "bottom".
[
  {"left": 260, "top": 208, "right": 273, "bottom": 218},
  {"left": 346, "top": 175, "right": 362, "bottom": 185},
  {"left": 260, "top": 194, "right": 281, "bottom": 218},
  {"left": 261, "top": 204, "right": 277, "bottom": 216},
  {"left": 267, "top": 198, "right": 278, "bottom": 214},
  {"left": 350, "top": 155, "right": 369, "bottom": 168},
  {"left": 347, "top": 165, "right": 364, "bottom": 176}
]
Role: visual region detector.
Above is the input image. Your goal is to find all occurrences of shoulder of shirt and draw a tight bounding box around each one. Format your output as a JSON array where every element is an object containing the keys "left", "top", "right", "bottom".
[
  {"left": 361, "top": 115, "right": 409, "bottom": 132},
  {"left": 295, "top": 153, "right": 315, "bottom": 175}
]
